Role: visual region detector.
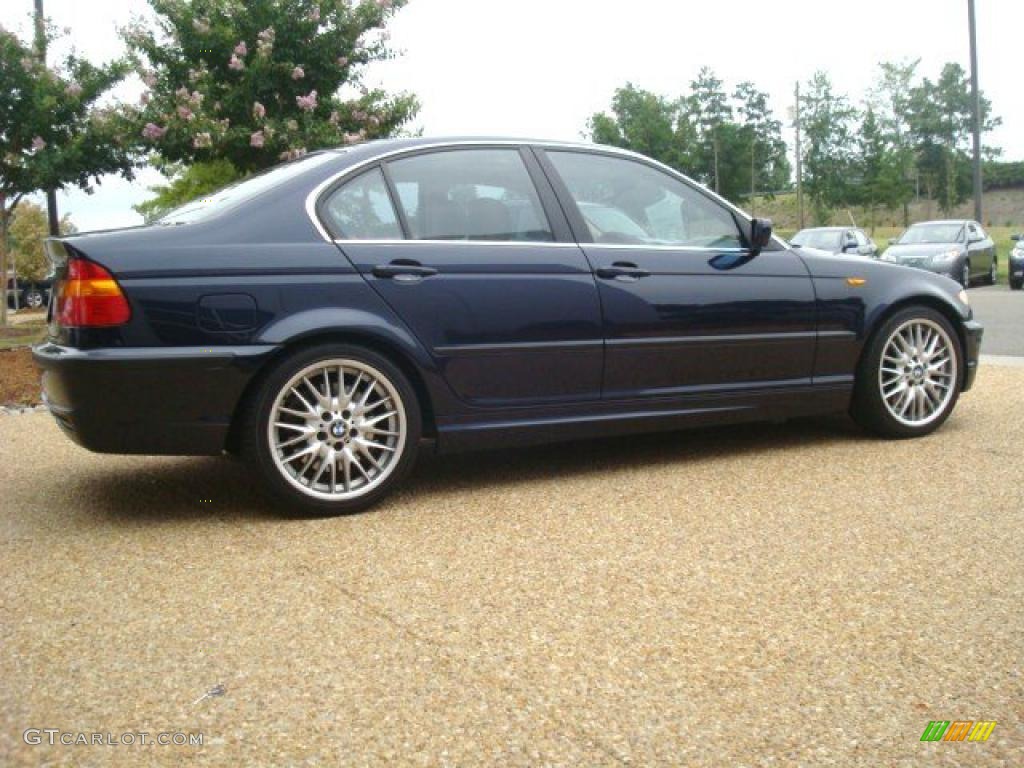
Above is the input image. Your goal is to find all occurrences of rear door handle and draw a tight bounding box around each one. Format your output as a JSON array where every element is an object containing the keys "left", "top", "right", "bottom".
[
  {"left": 372, "top": 260, "right": 438, "bottom": 280},
  {"left": 596, "top": 261, "right": 650, "bottom": 280}
]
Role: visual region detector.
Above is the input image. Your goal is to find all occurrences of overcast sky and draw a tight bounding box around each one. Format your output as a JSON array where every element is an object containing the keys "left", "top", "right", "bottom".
[{"left": 10, "top": 0, "right": 1024, "bottom": 231}]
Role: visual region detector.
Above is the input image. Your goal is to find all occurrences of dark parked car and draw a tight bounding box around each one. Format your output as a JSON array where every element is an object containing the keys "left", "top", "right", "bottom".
[
  {"left": 4, "top": 274, "right": 51, "bottom": 310},
  {"left": 33, "top": 139, "right": 983, "bottom": 514},
  {"left": 790, "top": 227, "right": 878, "bottom": 257},
  {"left": 1010, "top": 234, "right": 1023, "bottom": 290},
  {"left": 882, "top": 220, "right": 997, "bottom": 287}
]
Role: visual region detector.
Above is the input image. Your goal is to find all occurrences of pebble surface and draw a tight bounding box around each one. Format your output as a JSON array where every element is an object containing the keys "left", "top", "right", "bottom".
[{"left": 1, "top": 366, "right": 1021, "bottom": 766}]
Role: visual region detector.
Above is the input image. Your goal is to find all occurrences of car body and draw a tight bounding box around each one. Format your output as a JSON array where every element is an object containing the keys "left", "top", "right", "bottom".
[
  {"left": 790, "top": 227, "right": 878, "bottom": 258},
  {"left": 33, "top": 138, "right": 984, "bottom": 514},
  {"left": 882, "top": 220, "right": 997, "bottom": 287},
  {"left": 1010, "top": 234, "right": 1024, "bottom": 291}
]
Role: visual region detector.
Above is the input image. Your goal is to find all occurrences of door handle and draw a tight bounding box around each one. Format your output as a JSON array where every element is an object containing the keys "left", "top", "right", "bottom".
[
  {"left": 372, "top": 260, "right": 438, "bottom": 279},
  {"left": 596, "top": 261, "right": 650, "bottom": 280}
]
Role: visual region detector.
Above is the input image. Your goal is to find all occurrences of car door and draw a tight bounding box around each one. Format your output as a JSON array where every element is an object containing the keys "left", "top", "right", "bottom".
[
  {"left": 320, "top": 147, "right": 604, "bottom": 408},
  {"left": 966, "top": 222, "right": 993, "bottom": 277},
  {"left": 536, "top": 148, "right": 817, "bottom": 400}
]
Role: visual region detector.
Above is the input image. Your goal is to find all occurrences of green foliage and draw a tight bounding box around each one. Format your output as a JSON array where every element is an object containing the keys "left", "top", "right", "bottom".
[
  {"left": 134, "top": 159, "right": 241, "bottom": 222},
  {"left": 0, "top": 22, "right": 135, "bottom": 323},
  {"left": 983, "top": 160, "right": 1024, "bottom": 191},
  {"left": 799, "top": 71, "right": 858, "bottom": 224},
  {"left": 124, "top": 0, "right": 419, "bottom": 173},
  {"left": 586, "top": 74, "right": 788, "bottom": 206},
  {"left": 8, "top": 201, "right": 75, "bottom": 282}
]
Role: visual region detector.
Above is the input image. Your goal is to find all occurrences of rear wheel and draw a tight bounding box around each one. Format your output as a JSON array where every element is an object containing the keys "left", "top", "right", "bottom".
[
  {"left": 23, "top": 289, "right": 45, "bottom": 309},
  {"left": 243, "top": 343, "right": 421, "bottom": 515},
  {"left": 851, "top": 307, "right": 962, "bottom": 438},
  {"left": 1011, "top": 278, "right": 1023, "bottom": 291}
]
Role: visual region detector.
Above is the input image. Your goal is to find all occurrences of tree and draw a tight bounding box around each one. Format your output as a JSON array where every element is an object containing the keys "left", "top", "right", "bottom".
[
  {"left": 0, "top": 23, "right": 135, "bottom": 324},
  {"left": 124, "top": 0, "right": 419, "bottom": 187},
  {"left": 687, "top": 67, "right": 732, "bottom": 194},
  {"left": 587, "top": 83, "right": 696, "bottom": 175},
  {"left": 856, "top": 108, "right": 910, "bottom": 231},
  {"left": 8, "top": 201, "right": 75, "bottom": 283},
  {"left": 869, "top": 60, "right": 919, "bottom": 225},
  {"left": 799, "top": 71, "right": 858, "bottom": 224},
  {"left": 134, "top": 159, "right": 239, "bottom": 221},
  {"left": 733, "top": 81, "right": 790, "bottom": 212}
]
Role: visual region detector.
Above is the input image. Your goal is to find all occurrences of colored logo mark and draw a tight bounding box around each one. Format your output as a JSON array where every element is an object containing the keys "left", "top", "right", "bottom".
[{"left": 920, "top": 720, "right": 996, "bottom": 742}]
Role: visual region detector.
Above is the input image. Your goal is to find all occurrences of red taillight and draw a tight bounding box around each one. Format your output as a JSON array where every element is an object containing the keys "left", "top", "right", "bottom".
[{"left": 56, "top": 258, "right": 132, "bottom": 327}]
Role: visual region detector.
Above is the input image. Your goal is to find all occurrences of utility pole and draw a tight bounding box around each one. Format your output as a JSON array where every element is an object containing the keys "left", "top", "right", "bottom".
[
  {"left": 967, "top": 0, "right": 983, "bottom": 224},
  {"left": 34, "top": 0, "right": 60, "bottom": 237},
  {"left": 794, "top": 81, "right": 804, "bottom": 230}
]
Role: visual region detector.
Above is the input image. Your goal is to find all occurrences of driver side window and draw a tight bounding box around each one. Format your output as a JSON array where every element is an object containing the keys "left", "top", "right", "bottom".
[{"left": 546, "top": 151, "right": 743, "bottom": 248}]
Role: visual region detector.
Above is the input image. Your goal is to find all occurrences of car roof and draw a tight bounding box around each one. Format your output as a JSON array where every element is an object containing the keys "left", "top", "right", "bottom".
[{"left": 910, "top": 219, "right": 971, "bottom": 226}]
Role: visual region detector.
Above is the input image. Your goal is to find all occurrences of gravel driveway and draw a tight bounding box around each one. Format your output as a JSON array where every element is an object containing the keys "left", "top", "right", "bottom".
[{"left": 2, "top": 365, "right": 1022, "bottom": 766}]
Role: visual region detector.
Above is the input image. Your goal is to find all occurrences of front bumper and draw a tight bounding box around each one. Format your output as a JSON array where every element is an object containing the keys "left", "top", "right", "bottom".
[
  {"left": 962, "top": 319, "right": 983, "bottom": 392},
  {"left": 32, "top": 343, "right": 276, "bottom": 455}
]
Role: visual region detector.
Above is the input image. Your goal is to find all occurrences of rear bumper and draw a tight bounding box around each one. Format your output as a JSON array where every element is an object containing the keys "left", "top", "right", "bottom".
[
  {"left": 32, "top": 343, "right": 277, "bottom": 455},
  {"left": 962, "top": 319, "right": 983, "bottom": 392}
]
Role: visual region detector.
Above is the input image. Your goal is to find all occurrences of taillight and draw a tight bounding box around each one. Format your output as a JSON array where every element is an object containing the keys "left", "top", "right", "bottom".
[{"left": 56, "top": 258, "right": 132, "bottom": 327}]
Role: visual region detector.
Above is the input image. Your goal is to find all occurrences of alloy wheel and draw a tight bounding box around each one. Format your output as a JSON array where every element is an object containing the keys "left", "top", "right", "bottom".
[
  {"left": 267, "top": 358, "right": 406, "bottom": 501},
  {"left": 961, "top": 263, "right": 970, "bottom": 288},
  {"left": 25, "top": 290, "right": 44, "bottom": 309},
  {"left": 878, "top": 318, "right": 957, "bottom": 428}
]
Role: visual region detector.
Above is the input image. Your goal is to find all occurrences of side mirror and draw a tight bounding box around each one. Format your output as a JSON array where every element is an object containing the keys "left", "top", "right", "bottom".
[{"left": 749, "top": 218, "right": 772, "bottom": 255}]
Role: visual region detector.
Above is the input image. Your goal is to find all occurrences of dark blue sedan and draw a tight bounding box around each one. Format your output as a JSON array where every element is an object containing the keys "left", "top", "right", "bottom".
[{"left": 34, "top": 138, "right": 983, "bottom": 514}]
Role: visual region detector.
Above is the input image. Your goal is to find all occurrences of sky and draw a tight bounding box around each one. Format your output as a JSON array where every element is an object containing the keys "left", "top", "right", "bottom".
[{"left": 10, "top": 0, "right": 1024, "bottom": 231}]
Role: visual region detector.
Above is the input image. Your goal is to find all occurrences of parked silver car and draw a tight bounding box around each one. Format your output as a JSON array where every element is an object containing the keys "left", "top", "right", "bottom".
[
  {"left": 790, "top": 226, "right": 878, "bottom": 257},
  {"left": 882, "top": 220, "right": 997, "bottom": 288}
]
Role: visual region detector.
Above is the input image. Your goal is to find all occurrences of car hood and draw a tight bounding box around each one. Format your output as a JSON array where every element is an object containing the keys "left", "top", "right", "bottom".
[{"left": 884, "top": 243, "right": 960, "bottom": 261}]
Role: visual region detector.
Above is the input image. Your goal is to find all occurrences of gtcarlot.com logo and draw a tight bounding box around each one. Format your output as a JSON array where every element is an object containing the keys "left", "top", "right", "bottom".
[
  {"left": 920, "top": 721, "right": 997, "bottom": 742},
  {"left": 24, "top": 729, "right": 204, "bottom": 747}
]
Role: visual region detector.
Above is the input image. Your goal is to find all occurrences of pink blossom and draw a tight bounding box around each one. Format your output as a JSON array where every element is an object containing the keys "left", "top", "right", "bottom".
[
  {"left": 193, "top": 132, "right": 212, "bottom": 148},
  {"left": 343, "top": 132, "right": 360, "bottom": 144},
  {"left": 31, "top": 136, "right": 47, "bottom": 151},
  {"left": 285, "top": 119, "right": 298, "bottom": 131},
  {"left": 228, "top": 55, "right": 245, "bottom": 71},
  {"left": 189, "top": 91, "right": 203, "bottom": 107},
  {"left": 141, "top": 123, "right": 166, "bottom": 140},
  {"left": 291, "top": 66, "right": 304, "bottom": 80},
  {"left": 139, "top": 91, "right": 151, "bottom": 105},
  {"left": 296, "top": 90, "right": 318, "bottom": 112},
  {"left": 142, "top": 70, "right": 157, "bottom": 87},
  {"left": 257, "top": 27, "right": 275, "bottom": 43},
  {"left": 175, "top": 86, "right": 190, "bottom": 100},
  {"left": 308, "top": 7, "right": 321, "bottom": 22},
  {"left": 177, "top": 105, "right": 194, "bottom": 120},
  {"left": 352, "top": 109, "right": 367, "bottom": 122},
  {"left": 65, "top": 82, "right": 83, "bottom": 97},
  {"left": 328, "top": 110, "right": 340, "bottom": 125},
  {"left": 376, "top": 0, "right": 392, "bottom": 8},
  {"left": 337, "top": 56, "right": 349, "bottom": 67},
  {"left": 20, "top": 57, "right": 35, "bottom": 72},
  {"left": 234, "top": 41, "right": 247, "bottom": 56},
  {"left": 253, "top": 101, "right": 266, "bottom": 119},
  {"left": 250, "top": 130, "right": 265, "bottom": 148}
]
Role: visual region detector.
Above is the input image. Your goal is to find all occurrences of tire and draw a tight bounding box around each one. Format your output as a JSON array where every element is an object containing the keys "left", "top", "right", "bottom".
[
  {"left": 987, "top": 259, "right": 997, "bottom": 286},
  {"left": 959, "top": 261, "right": 971, "bottom": 288},
  {"left": 1011, "top": 279, "right": 1023, "bottom": 291},
  {"left": 23, "top": 289, "right": 45, "bottom": 309},
  {"left": 851, "top": 307, "right": 962, "bottom": 439},
  {"left": 241, "top": 343, "right": 422, "bottom": 515}
]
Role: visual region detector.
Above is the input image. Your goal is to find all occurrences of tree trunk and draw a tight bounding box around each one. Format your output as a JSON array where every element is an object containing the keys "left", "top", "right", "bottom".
[{"left": 1, "top": 200, "right": 9, "bottom": 327}]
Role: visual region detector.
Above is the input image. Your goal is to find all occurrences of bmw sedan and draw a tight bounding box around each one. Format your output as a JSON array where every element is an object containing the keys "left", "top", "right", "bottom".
[
  {"left": 789, "top": 227, "right": 878, "bottom": 257},
  {"left": 882, "top": 220, "right": 997, "bottom": 287},
  {"left": 33, "top": 138, "right": 984, "bottom": 514}
]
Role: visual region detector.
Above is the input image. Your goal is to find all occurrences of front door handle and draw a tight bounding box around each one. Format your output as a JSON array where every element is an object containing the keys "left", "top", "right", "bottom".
[
  {"left": 596, "top": 261, "right": 650, "bottom": 280},
  {"left": 372, "top": 259, "right": 438, "bottom": 280}
]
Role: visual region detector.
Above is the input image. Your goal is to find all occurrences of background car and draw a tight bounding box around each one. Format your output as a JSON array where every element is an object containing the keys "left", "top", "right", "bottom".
[
  {"left": 32, "top": 138, "right": 982, "bottom": 515},
  {"left": 4, "top": 273, "right": 51, "bottom": 311},
  {"left": 1010, "top": 234, "right": 1024, "bottom": 290},
  {"left": 882, "top": 219, "right": 997, "bottom": 287},
  {"left": 790, "top": 226, "right": 878, "bottom": 257}
]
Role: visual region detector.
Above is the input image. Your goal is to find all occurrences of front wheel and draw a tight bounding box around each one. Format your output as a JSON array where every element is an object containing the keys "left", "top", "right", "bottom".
[
  {"left": 23, "top": 289, "right": 45, "bottom": 309},
  {"left": 960, "top": 261, "right": 971, "bottom": 288},
  {"left": 1011, "top": 278, "right": 1023, "bottom": 291},
  {"left": 243, "top": 343, "right": 421, "bottom": 515},
  {"left": 987, "top": 259, "right": 998, "bottom": 285},
  {"left": 851, "top": 307, "right": 962, "bottom": 439}
]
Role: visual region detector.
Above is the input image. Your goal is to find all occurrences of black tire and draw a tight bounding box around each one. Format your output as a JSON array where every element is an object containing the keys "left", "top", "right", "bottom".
[
  {"left": 959, "top": 261, "right": 971, "bottom": 288},
  {"left": 986, "top": 259, "right": 997, "bottom": 286},
  {"left": 240, "top": 343, "right": 422, "bottom": 516},
  {"left": 850, "top": 306, "right": 963, "bottom": 439},
  {"left": 1010, "top": 279, "right": 1023, "bottom": 291},
  {"left": 23, "top": 289, "right": 45, "bottom": 309}
]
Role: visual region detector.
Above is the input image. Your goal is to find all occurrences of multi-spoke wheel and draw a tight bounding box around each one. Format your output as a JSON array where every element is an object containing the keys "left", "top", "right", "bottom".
[
  {"left": 852, "top": 307, "right": 962, "bottom": 438},
  {"left": 244, "top": 344, "right": 421, "bottom": 514},
  {"left": 23, "top": 289, "right": 45, "bottom": 309}
]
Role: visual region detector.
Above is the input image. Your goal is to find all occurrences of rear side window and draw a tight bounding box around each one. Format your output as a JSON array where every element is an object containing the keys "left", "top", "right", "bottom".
[
  {"left": 322, "top": 167, "right": 403, "bottom": 240},
  {"left": 386, "top": 149, "right": 553, "bottom": 242},
  {"left": 546, "top": 151, "right": 743, "bottom": 248}
]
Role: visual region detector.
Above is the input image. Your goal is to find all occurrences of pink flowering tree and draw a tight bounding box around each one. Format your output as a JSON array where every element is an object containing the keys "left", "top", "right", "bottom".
[
  {"left": 125, "top": 0, "right": 419, "bottom": 186},
  {"left": 0, "top": 24, "right": 135, "bottom": 324}
]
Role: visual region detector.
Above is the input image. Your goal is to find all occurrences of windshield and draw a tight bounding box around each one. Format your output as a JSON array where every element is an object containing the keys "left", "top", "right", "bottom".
[
  {"left": 158, "top": 152, "right": 340, "bottom": 225},
  {"left": 790, "top": 229, "right": 842, "bottom": 250},
  {"left": 897, "top": 223, "right": 964, "bottom": 245}
]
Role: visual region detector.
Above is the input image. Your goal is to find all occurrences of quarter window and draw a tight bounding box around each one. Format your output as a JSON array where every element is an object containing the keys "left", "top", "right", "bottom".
[
  {"left": 322, "top": 167, "right": 403, "bottom": 240},
  {"left": 386, "top": 149, "right": 554, "bottom": 242},
  {"left": 546, "top": 151, "right": 743, "bottom": 248}
]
